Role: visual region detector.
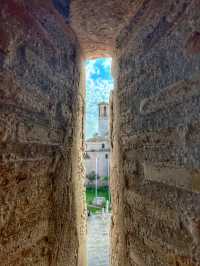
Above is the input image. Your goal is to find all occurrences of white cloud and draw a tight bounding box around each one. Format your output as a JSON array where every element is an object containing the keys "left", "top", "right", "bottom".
[
  {"left": 85, "top": 58, "right": 113, "bottom": 138},
  {"left": 85, "top": 60, "right": 97, "bottom": 79},
  {"left": 102, "top": 58, "right": 112, "bottom": 69}
]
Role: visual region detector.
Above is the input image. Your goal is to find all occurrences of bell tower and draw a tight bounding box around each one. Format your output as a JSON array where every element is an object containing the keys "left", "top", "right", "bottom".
[{"left": 98, "top": 102, "right": 109, "bottom": 137}]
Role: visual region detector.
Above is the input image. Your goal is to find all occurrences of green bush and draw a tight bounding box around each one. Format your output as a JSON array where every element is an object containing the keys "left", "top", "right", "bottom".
[
  {"left": 85, "top": 187, "right": 111, "bottom": 213},
  {"left": 102, "top": 176, "right": 109, "bottom": 181}
]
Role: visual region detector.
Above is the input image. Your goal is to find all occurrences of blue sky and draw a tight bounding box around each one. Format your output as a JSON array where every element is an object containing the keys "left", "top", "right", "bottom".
[{"left": 85, "top": 58, "right": 113, "bottom": 139}]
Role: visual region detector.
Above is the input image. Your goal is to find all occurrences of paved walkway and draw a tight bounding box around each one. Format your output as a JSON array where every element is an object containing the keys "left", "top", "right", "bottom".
[{"left": 87, "top": 213, "right": 111, "bottom": 266}]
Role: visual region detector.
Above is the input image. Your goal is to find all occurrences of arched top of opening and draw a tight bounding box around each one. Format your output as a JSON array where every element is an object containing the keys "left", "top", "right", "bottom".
[{"left": 70, "top": 0, "right": 140, "bottom": 58}]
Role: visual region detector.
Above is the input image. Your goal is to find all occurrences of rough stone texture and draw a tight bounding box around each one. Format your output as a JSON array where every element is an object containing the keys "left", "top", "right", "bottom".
[
  {"left": 110, "top": 89, "right": 126, "bottom": 266},
  {"left": 1, "top": 0, "right": 200, "bottom": 265},
  {"left": 111, "top": 0, "right": 200, "bottom": 265},
  {"left": 0, "top": 1, "right": 86, "bottom": 265},
  {"left": 70, "top": 0, "right": 145, "bottom": 58}
]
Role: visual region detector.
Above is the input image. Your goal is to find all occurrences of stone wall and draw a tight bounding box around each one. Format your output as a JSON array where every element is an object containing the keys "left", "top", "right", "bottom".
[
  {"left": 1, "top": 0, "right": 200, "bottom": 265},
  {"left": 111, "top": 0, "right": 200, "bottom": 265},
  {"left": 110, "top": 89, "right": 126, "bottom": 266},
  {"left": 0, "top": 1, "right": 86, "bottom": 265}
]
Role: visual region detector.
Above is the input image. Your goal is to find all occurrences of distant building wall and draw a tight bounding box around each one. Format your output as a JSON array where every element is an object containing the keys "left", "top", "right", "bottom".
[
  {"left": 85, "top": 140, "right": 109, "bottom": 177},
  {"left": 85, "top": 102, "right": 110, "bottom": 178}
]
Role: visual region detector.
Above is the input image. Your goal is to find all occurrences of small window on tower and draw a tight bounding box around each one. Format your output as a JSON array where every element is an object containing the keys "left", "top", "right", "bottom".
[
  {"left": 105, "top": 154, "right": 108, "bottom": 159},
  {"left": 104, "top": 106, "right": 107, "bottom": 116},
  {"left": 102, "top": 143, "right": 105, "bottom": 149}
]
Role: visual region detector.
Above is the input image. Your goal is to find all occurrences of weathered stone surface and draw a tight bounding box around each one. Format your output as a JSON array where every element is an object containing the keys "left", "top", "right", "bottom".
[
  {"left": 70, "top": 0, "right": 145, "bottom": 58},
  {"left": 111, "top": 0, "right": 200, "bottom": 265},
  {"left": 0, "top": 1, "right": 86, "bottom": 265},
  {"left": 110, "top": 89, "right": 126, "bottom": 266},
  {"left": 1, "top": 0, "right": 200, "bottom": 265}
]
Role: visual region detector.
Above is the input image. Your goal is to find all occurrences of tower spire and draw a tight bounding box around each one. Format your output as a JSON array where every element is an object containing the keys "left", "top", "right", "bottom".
[{"left": 98, "top": 102, "right": 109, "bottom": 137}]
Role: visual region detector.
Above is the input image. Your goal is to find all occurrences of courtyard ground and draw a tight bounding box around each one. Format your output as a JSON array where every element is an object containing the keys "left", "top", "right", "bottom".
[{"left": 87, "top": 213, "right": 111, "bottom": 266}]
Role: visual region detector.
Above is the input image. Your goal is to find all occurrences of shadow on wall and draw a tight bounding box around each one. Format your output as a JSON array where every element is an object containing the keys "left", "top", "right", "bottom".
[{"left": 52, "top": 0, "right": 70, "bottom": 21}]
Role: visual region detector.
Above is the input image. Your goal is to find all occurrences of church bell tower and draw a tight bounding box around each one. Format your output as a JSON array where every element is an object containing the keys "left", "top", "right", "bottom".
[{"left": 98, "top": 102, "right": 109, "bottom": 137}]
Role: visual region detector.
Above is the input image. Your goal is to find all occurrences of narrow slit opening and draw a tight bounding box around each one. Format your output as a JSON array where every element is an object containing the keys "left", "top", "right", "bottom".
[{"left": 84, "top": 58, "right": 113, "bottom": 266}]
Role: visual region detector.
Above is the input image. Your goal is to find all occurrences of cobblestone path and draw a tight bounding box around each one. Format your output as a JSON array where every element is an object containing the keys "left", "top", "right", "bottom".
[{"left": 87, "top": 213, "right": 111, "bottom": 266}]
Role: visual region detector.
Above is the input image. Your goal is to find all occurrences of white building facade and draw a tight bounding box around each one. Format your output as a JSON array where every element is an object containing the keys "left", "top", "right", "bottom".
[{"left": 85, "top": 102, "right": 110, "bottom": 177}]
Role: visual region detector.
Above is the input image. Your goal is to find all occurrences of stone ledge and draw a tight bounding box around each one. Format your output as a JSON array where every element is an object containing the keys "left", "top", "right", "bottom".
[{"left": 143, "top": 162, "right": 200, "bottom": 192}]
